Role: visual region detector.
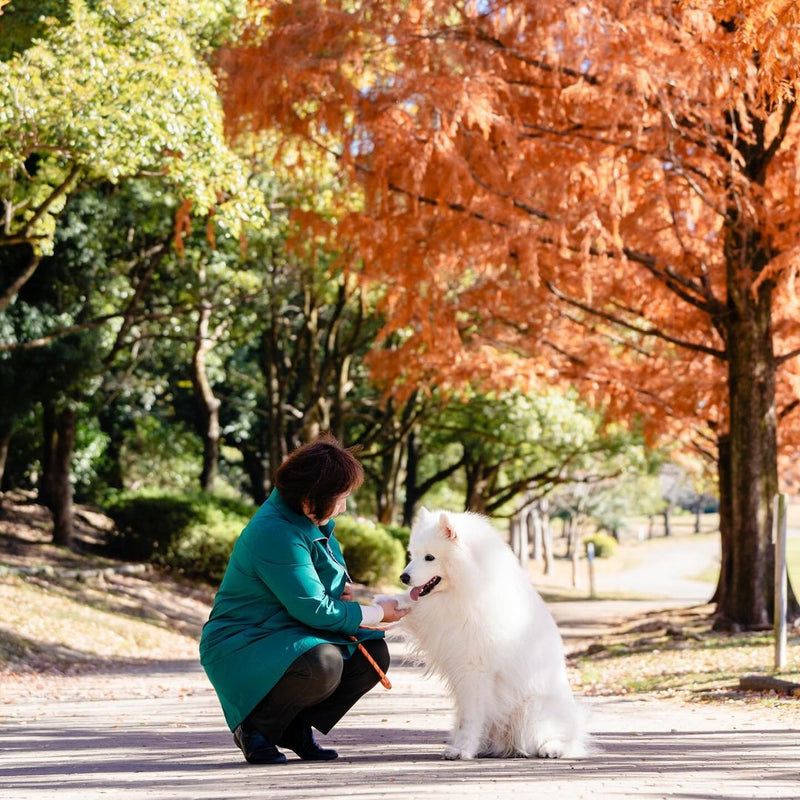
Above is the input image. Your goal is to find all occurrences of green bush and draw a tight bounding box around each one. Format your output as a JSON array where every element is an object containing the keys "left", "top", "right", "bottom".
[
  {"left": 383, "top": 523, "right": 411, "bottom": 551},
  {"left": 106, "top": 492, "right": 406, "bottom": 587},
  {"left": 584, "top": 532, "right": 618, "bottom": 558},
  {"left": 333, "top": 516, "right": 406, "bottom": 586},
  {"left": 105, "top": 490, "right": 253, "bottom": 582}
]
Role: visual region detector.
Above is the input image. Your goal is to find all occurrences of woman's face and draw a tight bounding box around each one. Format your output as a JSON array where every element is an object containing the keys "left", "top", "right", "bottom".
[{"left": 303, "top": 491, "right": 351, "bottom": 526}]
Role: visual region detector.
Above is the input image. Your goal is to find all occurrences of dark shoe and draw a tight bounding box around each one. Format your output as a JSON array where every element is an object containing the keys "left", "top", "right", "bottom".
[
  {"left": 233, "top": 722, "right": 287, "bottom": 764},
  {"left": 279, "top": 719, "right": 338, "bottom": 761}
]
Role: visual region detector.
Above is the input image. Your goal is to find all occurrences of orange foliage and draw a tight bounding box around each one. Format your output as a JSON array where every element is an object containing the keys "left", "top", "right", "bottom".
[{"left": 219, "top": 1, "right": 800, "bottom": 488}]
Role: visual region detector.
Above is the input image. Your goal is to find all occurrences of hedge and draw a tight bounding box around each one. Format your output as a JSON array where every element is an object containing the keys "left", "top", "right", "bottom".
[{"left": 105, "top": 490, "right": 407, "bottom": 587}]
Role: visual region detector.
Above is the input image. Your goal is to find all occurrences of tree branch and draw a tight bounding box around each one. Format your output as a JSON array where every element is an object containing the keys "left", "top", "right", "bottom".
[
  {"left": 776, "top": 346, "right": 800, "bottom": 366},
  {"left": 544, "top": 279, "right": 727, "bottom": 358},
  {"left": 0, "top": 252, "right": 40, "bottom": 314},
  {"left": 21, "top": 162, "right": 84, "bottom": 239}
]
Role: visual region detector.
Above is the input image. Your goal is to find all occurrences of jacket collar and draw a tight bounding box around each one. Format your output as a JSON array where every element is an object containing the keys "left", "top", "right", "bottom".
[{"left": 267, "top": 489, "right": 335, "bottom": 542}]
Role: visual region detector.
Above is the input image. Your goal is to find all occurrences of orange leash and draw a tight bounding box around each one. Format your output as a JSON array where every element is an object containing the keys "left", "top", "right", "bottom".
[{"left": 350, "top": 636, "right": 392, "bottom": 690}]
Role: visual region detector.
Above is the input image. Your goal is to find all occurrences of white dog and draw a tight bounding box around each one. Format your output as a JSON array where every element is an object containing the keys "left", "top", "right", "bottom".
[{"left": 385, "top": 507, "right": 589, "bottom": 760}]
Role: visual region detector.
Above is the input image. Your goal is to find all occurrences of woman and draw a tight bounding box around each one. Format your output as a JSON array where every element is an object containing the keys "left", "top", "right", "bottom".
[{"left": 199, "top": 434, "right": 407, "bottom": 764}]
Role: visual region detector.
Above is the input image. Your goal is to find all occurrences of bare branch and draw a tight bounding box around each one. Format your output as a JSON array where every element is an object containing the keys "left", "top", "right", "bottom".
[
  {"left": 0, "top": 253, "right": 40, "bottom": 314},
  {"left": 776, "top": 346, "right": 800, "bottom": 367}
]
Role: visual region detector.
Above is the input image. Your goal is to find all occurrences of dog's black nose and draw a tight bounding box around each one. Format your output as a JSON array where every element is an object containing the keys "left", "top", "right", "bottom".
[{"left": 400, "top": 572, "right": 410, "bottom": 585}]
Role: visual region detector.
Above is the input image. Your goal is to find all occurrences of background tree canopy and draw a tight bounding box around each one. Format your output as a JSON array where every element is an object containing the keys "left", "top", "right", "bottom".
[
  {"left": 216, "top": 0, "right": 800, "bottom": 627},
  {"left": 1, "top": 1, "right": 784, "bottom": 628}
]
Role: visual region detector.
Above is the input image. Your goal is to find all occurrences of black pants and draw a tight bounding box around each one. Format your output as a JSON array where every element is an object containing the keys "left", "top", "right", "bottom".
[{"left": 245, "top": 638, "right": 390, "bottom": 743}]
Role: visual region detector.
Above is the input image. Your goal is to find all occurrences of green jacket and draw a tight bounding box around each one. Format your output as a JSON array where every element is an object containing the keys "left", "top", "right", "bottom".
[{"left": 199, "top": 489, "right": 383, "bottom": 731}]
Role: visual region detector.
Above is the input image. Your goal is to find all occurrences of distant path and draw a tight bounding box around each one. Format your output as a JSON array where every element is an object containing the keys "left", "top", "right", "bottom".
[
  {"left": 530, "top": 530, "right": 720, "bottom": 607},
  {"left": 592, "top": 533, "right": 719, "bottom": 602}
]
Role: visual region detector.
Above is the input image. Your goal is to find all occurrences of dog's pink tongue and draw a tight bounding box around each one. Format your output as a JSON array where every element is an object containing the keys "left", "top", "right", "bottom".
[{"left": 410, "top": 586, "right": 421, "bottom": 602}]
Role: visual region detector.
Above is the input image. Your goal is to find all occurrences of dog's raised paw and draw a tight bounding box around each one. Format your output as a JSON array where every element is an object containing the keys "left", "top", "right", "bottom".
[
  {"left": 373, "top": 592, "right": 414, "bottom": 610},
  {"left": 537, "top": 740, "right": 565, "bottom": 759}
]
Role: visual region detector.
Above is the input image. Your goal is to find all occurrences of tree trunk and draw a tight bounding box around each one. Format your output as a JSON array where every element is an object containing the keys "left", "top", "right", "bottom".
[
  {"left": 542, "top": 512, "right": 553, "bottom": 576},
  {"left": 376, "top": 437, "right": 404, "bottom": 523},
  {"left": 711, "top": 434, "right": 733, "bottom": 610},
  {"left": 528, "top": 509, "right": 542, "bottom": 562},
  {"left": 517, "top": 515, "right": 529, "bottom": 570},
  {"left": 40, "top": 401, "right": 58, "bottom": 510},
  {"left": 97, "top": 406, "right": 125, "bottom": 491},
  {"left": 402, "top": 427, "right": 420, "bottom": 526},
  {"left": 261, "top": 324, "right": 288, "bottom": 485},
  {"left": 0, "top": 418, "right": 12, "bottom": 491},
  {"left": 50, "top": 406, "right": 77, "bottom": 547},
  {"left": 464, "top": 461, "right": 489, "bottom": 513},
  {"left": 192, "top": 300, "right": 221, "bottom": 493},
  {"left": 509, "top": 516, "right": 519, "bottom": 557},
  {"left": 241, "top": 446, "right": 269, "bottom": 505},
  {"left": 564, "top": 516, "right": 574, "bottom": 557},
  {"left": 718, "top": 267, "right": 798, "bottom": 626}
]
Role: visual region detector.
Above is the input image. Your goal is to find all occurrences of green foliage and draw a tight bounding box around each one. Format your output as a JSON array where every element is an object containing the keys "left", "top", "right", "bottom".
[
  {"left": 414, "top": 387, "right": 656, "bottom": 516},
  {"left": 583, "top": 532, "right": 619, "bottom": 558},
  {"left": 0, "top": 0, "right": 261, "bottom": 256},
  {"left": 0, "top": 1, "right": 71, "bottom": 60},
  {"left": 382, "top": 523, "right": 411, "bottom": 551},
  {"left": 105, "top": 490, "right": 253, "bottom": 582},
  {"left": 119, "top": 417, "right": 203, "bottom": 493},
  {"left": 333, "top": 515, "right": 406, "bottom": 586}
]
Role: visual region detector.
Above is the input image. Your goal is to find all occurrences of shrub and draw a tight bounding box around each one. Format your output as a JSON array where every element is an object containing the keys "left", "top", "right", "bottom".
[
  {"left": 106, "top": 491, "right": 406, "bottom": 587},
  {"left": 584, "top": 532, "right": 618, "bottom": 558},
  {"left": 333, "top": 516, "right": 406, "bottom": 586},
  {"left": 383, "top": 523, "right": 411, "bottom": 551},
  {"left": 105, "top": 490, "right": 253, "bottom": 582}
]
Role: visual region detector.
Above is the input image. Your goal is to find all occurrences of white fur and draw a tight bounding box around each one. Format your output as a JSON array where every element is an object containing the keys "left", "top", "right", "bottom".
[{"left": 388, "top": 507, "right": 590, "bottom": 760}]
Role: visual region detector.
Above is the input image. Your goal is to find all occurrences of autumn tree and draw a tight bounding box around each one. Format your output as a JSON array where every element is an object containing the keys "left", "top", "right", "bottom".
[{"left": 219, "top": 0, "right": 800, "bottom": 628}]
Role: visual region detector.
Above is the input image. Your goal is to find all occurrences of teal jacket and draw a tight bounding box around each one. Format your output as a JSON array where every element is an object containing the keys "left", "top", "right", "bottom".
[{"left": 199, "top": 489, "right": 383, "bottom": 731}]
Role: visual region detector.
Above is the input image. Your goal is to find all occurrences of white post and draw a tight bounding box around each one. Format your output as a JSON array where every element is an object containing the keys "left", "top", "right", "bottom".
[{"left": 773, "top": 493, "right": 788, "bottom": 670}]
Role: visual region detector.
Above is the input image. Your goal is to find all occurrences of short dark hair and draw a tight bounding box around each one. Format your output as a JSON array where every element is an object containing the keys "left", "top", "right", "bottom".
[{"left": 275, "top": 433, "right": 364, "bottom": 520}]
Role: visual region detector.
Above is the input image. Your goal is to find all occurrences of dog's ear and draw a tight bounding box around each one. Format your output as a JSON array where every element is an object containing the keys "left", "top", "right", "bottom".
[{"left": 439, "top": 512, "right": 458, "bottom": 541}]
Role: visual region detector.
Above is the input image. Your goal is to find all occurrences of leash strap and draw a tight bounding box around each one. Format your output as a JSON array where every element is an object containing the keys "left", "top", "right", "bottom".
[{"left": 350, "top": 636, "right": 392, "bottom": 690}]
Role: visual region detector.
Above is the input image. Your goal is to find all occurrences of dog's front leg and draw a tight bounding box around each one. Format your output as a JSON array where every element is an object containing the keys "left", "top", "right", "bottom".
[{"left": 444, "top": 680, "right": 487, "bottom": 760}]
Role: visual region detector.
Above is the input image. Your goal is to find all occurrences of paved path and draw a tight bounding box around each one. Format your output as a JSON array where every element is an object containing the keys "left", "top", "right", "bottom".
[{"left": 3, "top": 609, "right": 799, "bottom": 800}]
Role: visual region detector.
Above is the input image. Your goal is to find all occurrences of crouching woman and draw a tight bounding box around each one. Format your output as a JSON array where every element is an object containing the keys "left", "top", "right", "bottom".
[{"left": 200, "top": 434, "right": 407, "bottom": 764}]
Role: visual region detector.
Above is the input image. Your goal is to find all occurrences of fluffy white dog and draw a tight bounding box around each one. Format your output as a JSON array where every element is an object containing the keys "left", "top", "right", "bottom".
[{"left": 386, "top": 507, "right": 589, "bottom": 760}]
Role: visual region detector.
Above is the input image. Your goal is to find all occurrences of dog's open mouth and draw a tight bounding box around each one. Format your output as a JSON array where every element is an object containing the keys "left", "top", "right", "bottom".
[{"left": 410, "top": 576, "right": 441, "bottom": 601}]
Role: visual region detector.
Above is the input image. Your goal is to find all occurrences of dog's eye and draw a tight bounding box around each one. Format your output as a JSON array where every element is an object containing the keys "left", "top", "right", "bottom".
[{"left": 424, "top": 554, "right": 435, "bottom": 562}]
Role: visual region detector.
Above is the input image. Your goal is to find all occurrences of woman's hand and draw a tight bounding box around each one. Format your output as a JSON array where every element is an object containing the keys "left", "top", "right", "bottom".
[
  {"left": 340, "top": 582, "right": 355, "bottom": 602},
  {"left": 377, "top": 598, "right": 409, "bottom": 623}
]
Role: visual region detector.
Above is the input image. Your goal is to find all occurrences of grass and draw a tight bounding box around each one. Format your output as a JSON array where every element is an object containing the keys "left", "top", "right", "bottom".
[
  {"left": 569, "top": 605, "right": 800, "bottom": 707},
  {"left": 0, "top": 572, "right": 206, "bottom": 675}
]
